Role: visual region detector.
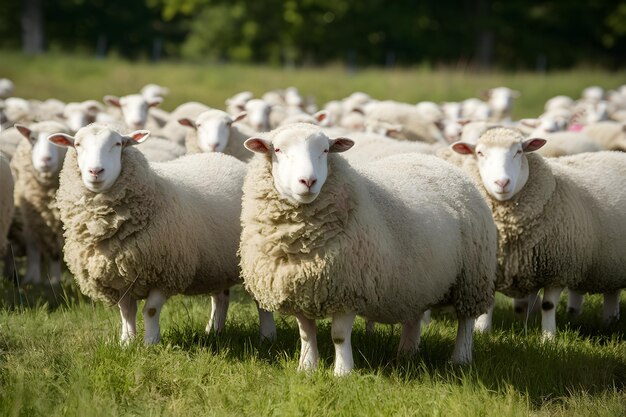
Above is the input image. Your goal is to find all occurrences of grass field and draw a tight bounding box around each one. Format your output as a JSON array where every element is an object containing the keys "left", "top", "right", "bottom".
[
  {"left": 1, "top": 52, "right": 626, "bottom": 118},
  {"left": 0, "top": 52, "right": 625, "bottom": 416}
]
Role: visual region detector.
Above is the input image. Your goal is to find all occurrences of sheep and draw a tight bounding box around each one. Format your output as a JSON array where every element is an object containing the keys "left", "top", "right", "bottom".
[
  {"left": 0, "top": 153, "right": 14, "bottom": 258},
  {"left": 0, "top": 78, "right": 14, "bottom": 99},
  {"left": 0, "top": 127, "right": 24, "bottom": 160},
  {"left": 415, "top": 101, "right": 444, "bottom": 123},
  {"left": 141, "top": 84, "right": 169, "bottom": 102},
  {"left": 63, "top": 100, "right": 104, "bottom": 133},
  {"left": 278, "top": 110, "right": 327, "bottom": 127},
  {"left": 103, "top": 94, "right": 164, "bottom": 130},
  {"left": 3, "top": 97, "right": 32, "bottom": 125},
  {"left": 340, "top": 131, "right": 444, "bottom": 165},
  {"left": 519, "top": 118, "right": 601, "bottom": 157},
  {"left": 441, "top": 102, "right": 462, "bottom": 121},
  {"left": 545, "top": 95, "right": 574, "bottom": 112},
  {"left": 323, "top": 100, "right": 343, "bottom": 127},
  {"left": 461, "top": 98, "right": 491, "bottom": 121},
  {"left": 48, "top": 123, "right": 276, "bottom": 344},
  {"left": 582, "top": 86, "right": 604, "bottom": 103},
  {"left": 178, "top": 110, "right": 252, "bottom": 161},
  {"left": 482, "top": 87, "right": 520, "bottom": 122},
  {"left": 243, "top": 99, "right": 272, "bottom": 131},
  {"left": 581, "top": 121, "right": 626, "bottom": 151},
  {"left": 450, "top": 127, "right": 626, "bottom": 336},
  {"left": 137, "top": 136, "right": 186, "bottom": 162},
  {"left": 154, "top": 102, "right": 211, "bottom": 146},
  {"left": 239, "top": 123, "right": 497, "bottom": 374},
  {"left": 364, "top": 100, "right": 446, "bottom": 143},
  {"left": 226, "top": 91, "right": 253, "bottom": 115},
  {"left": 10, "top": 121, "right": 71, "bottom": 284}
]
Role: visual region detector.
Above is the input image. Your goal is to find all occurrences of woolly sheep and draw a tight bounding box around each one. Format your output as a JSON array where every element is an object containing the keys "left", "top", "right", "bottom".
[
  {"left": 364, "top": 101, "right": 446, "bottom": 143},
  {"left": 11, "top": 121, "right": 71, "bottom": 284},
  {"left": 0, "top": 127, "right": 24, "bottom": 160},
  {"left": 0, "top": 153, "right": 13, "bottom": 257},
  {"left": 415, "top": 101, "right": 444, "bottom": 123},
  {"left": 462, "top": 98, "right": 491, "bottom": 121},
  {"left": 226, "top": 91, "right": 253, "bottom": 115},
  {"left": 178, "top": 109, "right": 252, "bottom": 161},
  {"left": 103, "top": 94, "right": 163, "bottom": 130},
  {"left": 4, "top": 97, "right": 32, "bottom": 125},
  {"left": 63, "top": 100, "right": 104, "bottom": 133},
  {"left": 278, "top": 110, "right": 328, "bottom": 127},
  {"left": 441, "top": 102, "right": 462, "bottom": 120},
  {"left": 239, "top": 123, "right": 497, "bottom": 374},
  {"left": 519, "top": 118, "right": 601, "bottom": 157},
  {"left": 451, "top": 127, "right": 626, "bottom": 336},
  {"left": 137, "top": 136, "right": 186, "bottom": 162},
  {"left": 340, "top": 131, "right": 444, "bottom": 165},
  {"left": 243, "top": 99, "right": 271, "bottom": 132},
  {"left": 141, "top": 84, "right": 169, "bottom": 102},
  {"left": 581, "top": 121, "right": 626, "bottom": 151},
  {"left": 154, "top": 102, "right": 211, "bottom": 146},
  {"left": 0, "top": 78, "right": 14, "bottom": 99},
  {"left": 545, "top": 95, "right": 574, "bottom": 112},
  {"left": 582, "top": 86, "right": 604, "bottom": 103},
  {"left": 48, "top": 123, "right": 276, "bottom": 344},
  {"left": 482, "top": 87, "right": 520, "bottom": 122}
]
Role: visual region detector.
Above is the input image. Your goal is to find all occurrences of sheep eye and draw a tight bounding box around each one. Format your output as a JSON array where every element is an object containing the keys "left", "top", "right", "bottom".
[
  {"left": 75, "top": 143, "right": 81, "bottom": 147},
  {"left": 323, "top": 149, "right": 329, "bottom": 153},
  {"left": 115, "top": 142, "right": 122, "bottom": 146},
  {"left": 274, "top": 148, "right": 281, "bottom": 153},
  {"left": 476, "top": 151, "right": 483, "bottom": 156},
  {"left": 516, "top": 150, "right": 522, "bottom": 155}
]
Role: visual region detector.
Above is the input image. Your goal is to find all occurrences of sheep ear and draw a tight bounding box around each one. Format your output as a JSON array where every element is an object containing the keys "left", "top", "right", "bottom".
[
  {"left": 244, "top": 137, "right": 272, "bottom": 154},
  {"left": 451, "top": 141, "right": 476, "bottom": 155},
  {"left": 351, "top": 107, "right": 365, "bottom": 115},
  {"left": 123, "top": 130, "right": 150, "bottom": 147},
  {"left": 522, "top": 138, "right": 546, "bottom": 152},
  {"left": 48, "top": 133, "right": 75, "bottom": 148},
  {"left": 15, "top": 124, "right": 33, "bottom": 142},
  {"left": 458, "top": 119, "right": 472, "bottom": 126},
  {"left": 329, "top": 137, "right": 354, "bottom": 153},
  {"left": 104, "top": 95, "right": 121, "bottom": 107},
  {"left": 148, "top": 98, "right": 163, "bottom": 108},
  {"left": 384, "top": 124, "right": 403, "bottom": 138},
  {"left": 232, "top": 112, "right": 247, "bottom": 124},
  {"left": 313, "top": 110, "right": 327, "bottom": 123},
  {"left": 178, "top": 118, "right": 196, "bottom": 129},
  {"left": 520, "top": 118, "right": 539, "bottom": 128}
]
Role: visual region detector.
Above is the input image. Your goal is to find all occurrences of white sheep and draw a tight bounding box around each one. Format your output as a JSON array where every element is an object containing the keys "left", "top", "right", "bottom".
[
  {"left": 140, "top": 84, "right": 169, "bottom": 102},
  {"left": 0, "top": 153, "right": 14, "bottom": 258},
  {"left": 364, "top": 100, "right": 446, "bottom": 143},
  {"left": 415, "top": 101, "right": 444, "bottom": 123},
  {"left": 243, "top": 99, "right": 272, "bottom": 132},
  {"left": 178, "top": 109, "right": 252, "bottom": 161},
  {"left": 582, "top": 86, "right": 604, "bottom": 103},
  {"left": 519, "top": 118, "right": 601, "bottom": 157},
  {"left": 11, "top": 121, "right": 71, "bottom": 284},
  {"left": 451, "top": 127, "right": 626, "bottom": 336},
  {"left": 0, "top": 78, "right": 14, "bottom": 99},
  {"left": 340, "top": 131, "right": 444, "bottom": 165},
  {"left": 226, "top": 91, "right": 254, "bottom": 115},
  {"left": 482, "top": 87, "right": 520, "bottom": 122},
  {"left": 48, "top": 123, "right": 276, "bottom": 344},
  {"left": 0, "top": 127, "right": 24, "bottom": 160},
  {"left": 462, "top": 98, "right": 491, "bottom": 121},
  {"left": 544, "top": 95, "right": 574, "bottom": 112},
  {"left": 153, "top": 102, "right": 211, "bottom": 146},
  {"left": 581, "top": 121, "right": 626, "bottom": 151},
  {"left": 103, "top": 94, "right": 164, "bottom": 130},
  {"left": 63, "top": 100, "right": 104, "bottom": 133},
  {"left": 239, "top": 123, "right": 497, "bottom": 374}
]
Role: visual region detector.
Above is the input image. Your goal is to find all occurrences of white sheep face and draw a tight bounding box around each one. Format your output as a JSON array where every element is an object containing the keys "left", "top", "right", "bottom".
[
  {"left": 244, "top": 127, "right": 354, "bottom": 204},
  {"left": 16, "top": 124, "right": 68, "bottom": 175},
  {"left": 64, "top": 103, "right": 89, "bottom": 132},
  {"left": 104, "top": 94, "right": 161, "bottom": 130},
  {"left": 451, "top": 137, "right": 545, "bottom": 201},
  {"left": 48, "top": 125, "right": 149, "bottom": 193},
  {"left": 197, "top": 118, "right": 230, "bottom": 152},
  {"left": 244, "top": 99, "right": 271, "bottom": 131},
  {"left": 488, "top": 87, "right": 520, "bottom": 114}
]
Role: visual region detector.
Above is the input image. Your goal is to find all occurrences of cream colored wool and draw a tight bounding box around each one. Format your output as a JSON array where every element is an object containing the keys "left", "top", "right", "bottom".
[
  {"left": 0, "top": 153, "right": 14, "bottom": 256},
  {"left": 0, "top": 127, "right": 23, "bottom": 160},
  {"left": 155, "top": 102, "right": 211, "bottom": 146},
  {"left": 457, "top": 127, "right": 626, "bottom": 297},
  {"left": 536, "top": 132, "right": 602, "bottom": 157},
  {"left": 138, "top": 136, "right": 186, "bottom": 162},
  {"left": 341, "top": 132, "right": 444, "bottom": 165},
  {"left": 364, "top": 101, "right": 445, "bottom": 143},
  {"left": 582, "top": 121, "right": 626, "bottom": 151},
  {"left": 10, "top": 123, "right": 69, "bottom": 260},
  {"left": 56, "top": 149, "right": 246, "bottom": 305},
  {"left": 240, "top": 139, "right": 496, "bottom": 321}
]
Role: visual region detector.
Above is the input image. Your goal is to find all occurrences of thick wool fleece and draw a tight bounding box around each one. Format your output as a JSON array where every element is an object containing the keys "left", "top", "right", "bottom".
[
  {"left": 56, "top": 149, "right": 245, "bottom": 305},
  {"left": 240, "top": 151, "right": 496, "bottom": 321},
  {"left": 582, "top": 121, "right": 626, "bottom": 151},
  {"left": 10, "top": 140, "right": 64, "bottom": 259},
  {"left": 0, "top": 153, "right": 13, "bottom": 255},
  {"left": 458, "top": 128, "right": 626, "bottom": 297}
]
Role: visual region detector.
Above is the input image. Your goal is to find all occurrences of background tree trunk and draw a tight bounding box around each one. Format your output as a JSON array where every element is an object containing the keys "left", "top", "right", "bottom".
[{"left": 21, "top": 0, "right": 44, "bottom": 54}]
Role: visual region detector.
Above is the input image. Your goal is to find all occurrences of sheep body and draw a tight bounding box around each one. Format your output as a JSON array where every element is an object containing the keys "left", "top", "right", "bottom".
[
  {"left": 581, "top": 121, "right": 626, "bottom": 151},
  {"left": 0, "top": 153, "right": 13, "bottom": 256}
]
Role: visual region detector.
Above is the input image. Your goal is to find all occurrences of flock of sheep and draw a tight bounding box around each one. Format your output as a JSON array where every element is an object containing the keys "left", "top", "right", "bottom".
[{"left": 1, "top": 76, "right": 625, "bottom": 376}]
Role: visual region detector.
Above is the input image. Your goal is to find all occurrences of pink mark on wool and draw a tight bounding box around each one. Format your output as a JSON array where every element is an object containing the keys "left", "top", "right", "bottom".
[{"left": 568, "top": 123, "right": 584, "bottom": 132}]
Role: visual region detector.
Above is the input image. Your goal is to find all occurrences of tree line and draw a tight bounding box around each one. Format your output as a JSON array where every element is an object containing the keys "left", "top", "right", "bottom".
[{"left": 1, "top": 0, "right": 625, "bottom": 70}]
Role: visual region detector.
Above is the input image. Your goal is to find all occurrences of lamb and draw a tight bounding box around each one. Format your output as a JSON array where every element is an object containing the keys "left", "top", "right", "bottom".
[
  {"left": 11, "top": 121, "right": 71, "bottom": 284},
  {"left": 103, "top": 94, "right": 164, "bottom": 130},
  {"left": 581, "top": 121, "right": 626, "bottom": 151},
  {"left": 178, "top": 110, "right": 252, "bottom": 161},
  {"left": 48, "top": 123, "right": 276, "bottom": 344},
  {"left": 0, "top": 153, "right": 14, "bottom": 258},
  {"left": 450, "top": 127, "right": 626, "bottom": 336},
  {"left": 239, "top": 123, "right": 497, "bottom": 374}
]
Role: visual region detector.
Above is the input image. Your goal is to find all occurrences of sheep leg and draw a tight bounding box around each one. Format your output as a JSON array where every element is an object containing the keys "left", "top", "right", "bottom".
[
  {"left": 255, "top": 302, "right": 276, "bottom": 342},
  {"left": 143, "top": 289, "right": 167, "bottom": 345},
  {"left": 528, "top": 290, "right": 542, "bottom": 315},
  {"left": 23, "top": 241, "right": 41, "bottom": 284},
  {"left": 118, "top": 293, "right": 137, "bottom": 344},
  {"left": 206, "top": 289, "right": 230, "bottom": 334},
  {"left": 295, "top": 314, "right": 318, "bottom": 372},
  {"left": 567, "top": 289, "right": 584, "bottom": 316},
  {"left": 603, "top": 290, "right": 621, "bottom": 324},
  {"left": 474, "top": 304, "right": 494, "bottom": 333},
  {"left": 48, "top": 258, "right": 62, "bottom": 285},
  {"left": 398, "top": 317, "right": 422, "bottom": 356},
  {"left": 365, "top": 320, "right": 375, "bottom": 335},
  {"left": 332, "top": 312, "right": 356, "bottom": 376},
  {"left": 541, "top": 287, "right": 563, "bottom": 341},
  {"left": 451, "top": 317, "right": 474, "bottom": 364}
]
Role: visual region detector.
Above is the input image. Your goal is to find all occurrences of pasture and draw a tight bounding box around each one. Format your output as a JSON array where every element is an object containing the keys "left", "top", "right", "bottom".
[{"left": 1, "top": 52, "right": 625, "bottom": 416}]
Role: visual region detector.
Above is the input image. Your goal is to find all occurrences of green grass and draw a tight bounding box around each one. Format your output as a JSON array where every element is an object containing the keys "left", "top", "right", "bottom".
[
  {"left": 1, "top": 51, "right": 626, "bottom": 118},
  {"left": 0, "top": 269, "right": 624, "bottom": 417},
  {"left": 1, "top": 52, "right": 625, "bottom": 415}
]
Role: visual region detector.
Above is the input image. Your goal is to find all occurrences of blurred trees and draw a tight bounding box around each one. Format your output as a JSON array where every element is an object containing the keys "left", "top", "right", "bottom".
[{"left": 1, "top": 0, "right": 625, "bottom": 69}]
